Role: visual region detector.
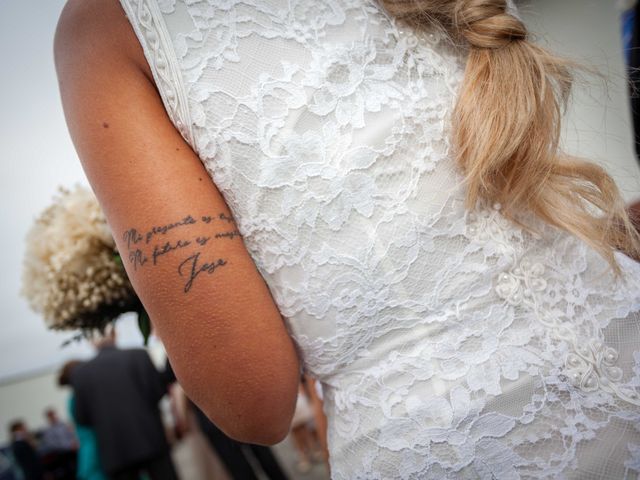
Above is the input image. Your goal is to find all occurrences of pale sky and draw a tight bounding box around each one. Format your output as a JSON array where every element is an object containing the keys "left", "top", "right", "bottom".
[
  {"left": 0, "top": 0, "right": 639, "bottom": 383},
  {"left": 0, "top": 0, "right": 144, "bottom": 383}
]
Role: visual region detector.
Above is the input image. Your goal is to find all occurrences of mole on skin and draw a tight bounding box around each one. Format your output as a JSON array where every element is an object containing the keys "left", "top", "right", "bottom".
[{"left": 102, "top": 122, "right": 109, "bottom": 128}]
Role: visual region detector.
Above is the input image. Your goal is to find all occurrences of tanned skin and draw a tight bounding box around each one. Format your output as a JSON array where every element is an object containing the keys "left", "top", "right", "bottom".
[{"left": 54, "top": 0, "right": 300, "bottom": 445}]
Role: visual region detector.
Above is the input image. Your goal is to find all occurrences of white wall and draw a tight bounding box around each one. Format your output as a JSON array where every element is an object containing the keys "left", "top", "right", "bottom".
[
  {"left": 520, "top": 0, "right": 640, "bottom": 200},
  {"left": 0, "top": 316, "right": 166, "bottom": 446},
  {"left": 0, "top": 368, "right": 70, "bottom": 446}
]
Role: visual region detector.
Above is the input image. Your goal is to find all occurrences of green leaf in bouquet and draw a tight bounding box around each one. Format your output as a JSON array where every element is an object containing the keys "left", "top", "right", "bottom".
[{"left": 138, "top": 309, "right": 152, "bottom": 346}]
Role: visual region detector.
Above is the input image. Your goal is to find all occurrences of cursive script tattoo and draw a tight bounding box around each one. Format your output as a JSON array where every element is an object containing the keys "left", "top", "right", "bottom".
[
  {"left": 152, "top": 239, "right": 192, "bottom": 265},
  {"left": 219, "top": 213, "right": 235, "bottom": 223},
  {"left": 178, "top": 252, "right": 227, "bottom": 293},
  {"left": 123, "top": 229, "right": 144, "bottom": 249},
  {"left": 195, "top": 236, "right": 210, "bottom": 246},
  {"left": 129, "top": 249, "right": 148, "bottom": 270},
  {"left": 214, "top": 231, "right": 241, "bottom": 240},
  {"left": 145, "top": 215, "right": 197, "bottom": 244},
  {"left": 122, "top": 212, "right": 240, "bottom": 293}
]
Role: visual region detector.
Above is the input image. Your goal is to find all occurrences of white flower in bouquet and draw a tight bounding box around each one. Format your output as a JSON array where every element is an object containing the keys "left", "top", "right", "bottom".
[{"left": 22, "top": 185, "right": 140, "bottom": 332}]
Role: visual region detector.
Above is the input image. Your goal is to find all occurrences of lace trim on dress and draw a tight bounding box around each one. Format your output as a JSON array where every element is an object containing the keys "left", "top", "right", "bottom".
[
  {"left": 467, "top": 203, "right": 640, "bottom": 407},
  {"left": 119, "top": 0, "right": 195, "bottom": 148}
]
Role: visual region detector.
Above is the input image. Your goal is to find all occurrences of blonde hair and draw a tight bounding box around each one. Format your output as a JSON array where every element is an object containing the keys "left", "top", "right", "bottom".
[{"left": 382, "top": 0, "right": 640, "bottom": 273}]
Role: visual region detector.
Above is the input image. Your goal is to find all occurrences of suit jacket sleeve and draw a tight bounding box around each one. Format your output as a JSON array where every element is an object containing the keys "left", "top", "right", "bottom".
[
  {"left": 71, "top": 376, "right": 91, "bottom": 426},
  {"left": 133, "top": 349, "right": 168, "bottom": 405}
]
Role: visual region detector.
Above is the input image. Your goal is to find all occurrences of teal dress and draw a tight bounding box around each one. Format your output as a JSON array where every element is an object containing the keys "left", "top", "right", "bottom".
[{"left": 68, "top": 396, "right": 107, "bottom": 480}]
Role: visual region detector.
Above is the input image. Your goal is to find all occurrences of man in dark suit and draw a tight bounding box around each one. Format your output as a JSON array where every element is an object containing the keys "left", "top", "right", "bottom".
[
  {"left": 71, "top": 329, "right": 178, "bottom": 480},
  {"left": 8, "top": 421, "right": 43, "bottom": 480}
]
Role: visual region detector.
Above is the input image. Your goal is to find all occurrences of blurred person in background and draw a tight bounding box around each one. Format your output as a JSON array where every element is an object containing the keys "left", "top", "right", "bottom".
[
  {"left": 8, "top": 421, "right": 43, "bottom": 480},
  {"left": 38, "top": 407, "right": 78, "bottom": 480},
  {"left": 71, "top": 328, "right": 178, "bottom": 480},
  {"left": 163, "top": 360, "right": 289, "bottom": 480},
  {"left": 58, "top": 361, "right": 106, "bottom": 480},
  {"left": 40, "top": 408, "right": 77, "bottom": 455},
  {"left": 305, "top": 378, "right": 330, "bottom": 470},
  {"left": 289, "top": 378, "right": 322, "bottom": 474},
  {"left": 0, "top": 448, "right": 21, "bottom": 480}
]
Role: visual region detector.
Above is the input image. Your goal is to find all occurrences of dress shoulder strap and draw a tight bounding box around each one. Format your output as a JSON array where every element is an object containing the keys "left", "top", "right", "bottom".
[{"left": 118, "top": 0, "right": 195, "bottom": 149}]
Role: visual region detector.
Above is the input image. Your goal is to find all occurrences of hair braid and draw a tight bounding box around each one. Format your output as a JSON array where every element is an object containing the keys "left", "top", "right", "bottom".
[{"left": 382, "top": 0, "right": 640, "bottom": 273}]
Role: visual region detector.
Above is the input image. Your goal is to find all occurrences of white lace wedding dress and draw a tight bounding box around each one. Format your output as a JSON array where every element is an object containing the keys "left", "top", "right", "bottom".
[{"left": 119, "top": 0, "right": 640, "bottom": 477}]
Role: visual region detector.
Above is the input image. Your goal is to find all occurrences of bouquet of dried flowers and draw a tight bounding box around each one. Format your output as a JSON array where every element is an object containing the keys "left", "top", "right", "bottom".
[{"left": 22, "top": 186, "right": 150, "bottom": 342}]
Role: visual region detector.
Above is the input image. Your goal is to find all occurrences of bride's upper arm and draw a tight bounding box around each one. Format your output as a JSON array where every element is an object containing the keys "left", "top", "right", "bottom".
[{"left": 54, "top": 0, "right": 300, "bottom": 445}]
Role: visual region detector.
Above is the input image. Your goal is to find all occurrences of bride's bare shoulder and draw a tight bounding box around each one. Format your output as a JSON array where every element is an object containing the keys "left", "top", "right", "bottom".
[{"left": 54, "top": 0, "right": 151, "bottom": 79}]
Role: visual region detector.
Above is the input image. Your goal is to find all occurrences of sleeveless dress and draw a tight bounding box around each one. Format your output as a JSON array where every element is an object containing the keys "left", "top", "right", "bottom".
[{"left": 119, "top": 1, "right": 640, "bottom": 477}]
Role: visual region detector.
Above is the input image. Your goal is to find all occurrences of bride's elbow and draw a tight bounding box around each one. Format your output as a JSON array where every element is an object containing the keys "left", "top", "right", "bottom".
[
  {"left": 226, "top": 413, "right": 292, "bottom": 446},
  {"left": 180, "top": 366, "right": 299, "bottom": 445},
  {"left": 167, "top": 327, "right": 301, "bottom": 445},
  {"left": 200, "top": 394, "right": 295, "bottom": 445}
]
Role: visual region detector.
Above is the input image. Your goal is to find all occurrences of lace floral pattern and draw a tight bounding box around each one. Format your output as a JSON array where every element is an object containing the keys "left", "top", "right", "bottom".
[{"left": 120, "top": 0, "right": 640, "bottom": 477}]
